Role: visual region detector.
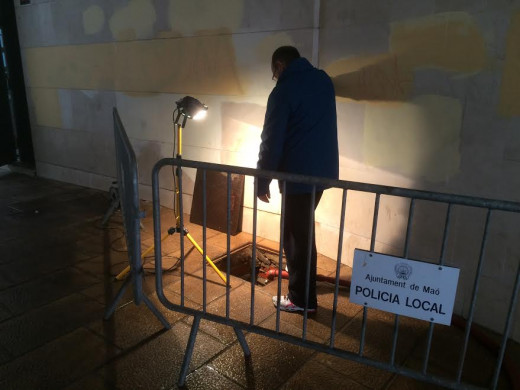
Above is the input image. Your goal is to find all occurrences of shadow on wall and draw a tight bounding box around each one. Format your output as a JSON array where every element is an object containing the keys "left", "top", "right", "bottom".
[
  {"left": 331, "top": 54, "right": 413, "bottom": 102},
  {"left": 326, "top": 11, "right": 491, "bottom": 186}
]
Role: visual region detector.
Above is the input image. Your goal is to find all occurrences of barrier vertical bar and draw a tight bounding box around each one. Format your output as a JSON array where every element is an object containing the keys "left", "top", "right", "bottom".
[
  {"left": 226, "top": 174, "right": 231, "bottom": 320},
  {"left": 439, "top": 204, "right": 453, "bottom": 267},
  {"left": 253, "top": 177, "right": 259, "bottom": 325},
  {"left": 359, "top": 193, "right": 380, "bottom": 356},
  {"left": 330, "top": 189, "right": 347, "bottom": 348},
  {"left": 390, "top": 198, "right": 415, "bottom": 365},
  {"left": 276, "top": 181, "right": 287, "bottom": 333},
  {"left": 202, "top": 169, "right": 207, "bottom": 313},
  {"left": 456, "top": 209, "right": 492, "bottom": 382},
  {"left": 152, "top": 163, "right": 163, "bottom": 294},
  {"left": 302, "top": 186, "right": 316, "bottom": 341},
  {"left": 179, "top": 164, "right": 185, "bottom": 307},
  {"left": 490, "top": 262, "right": 520, "bottom": 390},
  {"left": 422, "top": 204, "right": 452, "bottom": 373}
]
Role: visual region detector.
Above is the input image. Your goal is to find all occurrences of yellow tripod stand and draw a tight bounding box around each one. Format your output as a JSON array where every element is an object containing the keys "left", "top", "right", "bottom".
[{"left": 115, "top": 97, "right": 227, "bottom": 284}]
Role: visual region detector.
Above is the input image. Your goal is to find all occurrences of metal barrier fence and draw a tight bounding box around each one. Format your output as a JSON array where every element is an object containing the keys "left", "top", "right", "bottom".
[
  {"left": 152, "top": 157, "right": 520, "bottom": 389},
  {"left": 104, "top": 108, "right": 170, "bottom": 328}
]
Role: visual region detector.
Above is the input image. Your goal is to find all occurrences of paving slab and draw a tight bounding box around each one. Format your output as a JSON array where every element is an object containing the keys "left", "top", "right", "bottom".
[
  {"left": 178, "top": 282, "right": 274, "bottom": 346},
  {"left": 0, "top": 301, "right": 11, "bottom": 322},
  {"left": 98, "top": 321, "right": 227, "bottom": 390},
  {"left": 64, "top": 373, "right": 119, "bottom": 390},
  {"left": 0, "top": 344, "right": 12, "bottom": 366},
  {"left": 280, "top": 359, "right": 370, "bottom": 390},
  {"left": 210, "top": 332, "right": 315, "bottom": 390},
  {"left": 398, "top": 322, "right": 514, "bottom": 389},
  {"left": 88, "top": 292, "right": 189, "bottom": 350},
  {"left": 258, "top": 280, "right": 362, "bottom": 343},
  {"left": 0, "top": 327, "right": 119, "bottom": 390},
  {"left": 184, "top": 365, "right": 245, "bottom": 390},
  {"left": 0, "top": 293, "right": 104, "bottom": 357},
  {"left": 0, "top": 267, "right": 99, "bottom": 316},
  {"left": 316, "top": 308, "right": 428, "bottom": 389}
]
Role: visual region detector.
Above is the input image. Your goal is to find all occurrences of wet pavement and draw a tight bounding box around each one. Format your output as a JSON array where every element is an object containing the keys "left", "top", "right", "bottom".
[{"left": 0, "top": 168, "right": 518, "bottom": 389}]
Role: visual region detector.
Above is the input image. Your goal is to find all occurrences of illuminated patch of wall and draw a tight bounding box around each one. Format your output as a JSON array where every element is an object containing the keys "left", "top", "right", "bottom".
[
  {"left": 109, "top": 0, "right": 156, "bottom": 40},
  {"left": 220, "top": 101, "right": 264, "bottom": 167},
  {"left": 499, "top": 11, "right": 520, "bottom": 117},
  {"left": 232, "top": 31, "right": 298, "bottom": 96},
  {"left": 30, "top": 88, "right": 62, "bottom": 128},
  {"left": 25, "top": 44, "right": 116, "bottom": 90},
  {"left": 363, "top": 95, "right": 462, "bottom": 182},
  {"left": 166, "top": 0, "right": 244, "bottom": 36},
  {"left": 390, "top": 12, "right": 488, "bottom": 73},
  {"left": 82, "top": 5, "right": 105, "bottom": 35},
  {"left": 115, "top": 36, "right": 243, "bottom": 95},
  {"left": 24, "top": 35, "right": 243, "bottom": 96}
]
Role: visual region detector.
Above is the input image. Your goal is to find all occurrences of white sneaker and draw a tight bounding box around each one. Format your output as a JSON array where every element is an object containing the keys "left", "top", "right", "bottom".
[{"left": 272, "top": 295, "right": 316, "bottom": 313}]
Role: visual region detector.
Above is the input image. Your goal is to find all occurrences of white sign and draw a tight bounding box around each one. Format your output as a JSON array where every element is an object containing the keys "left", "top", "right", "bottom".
[{"left": 350, "top": 249, "right": 460, "bottom": 325}]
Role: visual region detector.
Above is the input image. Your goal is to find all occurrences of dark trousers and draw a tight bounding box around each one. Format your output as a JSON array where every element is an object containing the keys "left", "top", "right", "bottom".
[{"left": 284, "top": 191, "right": 323, "bottom": 309}]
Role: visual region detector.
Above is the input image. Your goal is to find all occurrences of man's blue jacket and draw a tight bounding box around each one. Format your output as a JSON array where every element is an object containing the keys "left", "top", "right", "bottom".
[{"left": 257, "top": 57, "right": 339, "bottom": 195}]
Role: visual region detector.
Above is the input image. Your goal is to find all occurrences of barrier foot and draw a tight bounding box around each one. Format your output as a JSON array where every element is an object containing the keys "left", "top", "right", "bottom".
[
  {"left": 141, "top": 294, "right": 171, "bottom": 329},
  {"left": 178, "top": 315, "right": 201, "bottom": 387},
  {"left": 104, "top": 273, "right": 171, "bottom": 329},
  {"left": 104, "top": 275, "right": 132, "bottom": 320},
  {"left": 234, "top": 326, "right": 251, "bottom": 358}
]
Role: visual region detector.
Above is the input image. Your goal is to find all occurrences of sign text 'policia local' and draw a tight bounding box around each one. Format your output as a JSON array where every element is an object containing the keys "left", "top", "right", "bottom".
[{"left": 350, "top": 250, "right": 460, "bottom": 325}]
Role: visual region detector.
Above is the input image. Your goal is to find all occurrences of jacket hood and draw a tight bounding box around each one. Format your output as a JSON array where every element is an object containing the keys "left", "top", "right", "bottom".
[{"left": 277, "top": 57, "right": 314, "bottom": 84}]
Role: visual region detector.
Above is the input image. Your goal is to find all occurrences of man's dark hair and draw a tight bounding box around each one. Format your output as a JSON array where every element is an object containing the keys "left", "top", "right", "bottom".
[{"left": 272, "top": 46, "right": 301, "bottom": 67}]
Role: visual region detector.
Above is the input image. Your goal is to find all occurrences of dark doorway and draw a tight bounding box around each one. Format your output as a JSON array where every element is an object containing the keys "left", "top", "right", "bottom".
[{"left": 0, "top": 1, "right": 34, "bottom": 167}]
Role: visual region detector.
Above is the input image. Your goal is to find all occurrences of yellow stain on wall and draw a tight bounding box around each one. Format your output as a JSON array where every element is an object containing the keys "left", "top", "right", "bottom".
[
  {"left": 115, "top": 36, "right": 243, "bottom": 94},
  {"left": 25, "top": 43, "right": 116, "bottom": 90},
  {"left": 109, "top": 0, "right": 156, "bottom": 40},
  {"left": 255, "top": 32, "right": 295, "bottom": 62},
  {"left": 30, "top": 88, "right": 62, "bottom": 128},
  {"left": 499, "top": 11, "right": 520, "bottom": 117},
  {"left": 168, "top": 0, "right": 244, "bottom": 36},
  {"left": 82, "top": 5, "right": 105, "bottom": 35},
  {"left": 327, "top": 12, "right": 488, "bottom": 102},
  {"left": 390, "top": 12, "right": 488, "bottom": 73},
  {"left": 24, "top": 36, "right": 242, "bottom": 95},
  {"left": 364, "top": 95, "right": 462, "bottom": 182}
]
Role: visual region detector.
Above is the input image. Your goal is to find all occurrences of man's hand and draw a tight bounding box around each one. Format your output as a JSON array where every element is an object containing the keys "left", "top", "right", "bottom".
[{"left": 258, "top": 188, "right": 271, "bottom": 203}]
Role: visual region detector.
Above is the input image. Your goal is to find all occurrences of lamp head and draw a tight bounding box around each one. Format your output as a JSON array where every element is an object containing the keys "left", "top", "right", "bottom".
[{"left": 175, "top": 96, "right": 208, "bottom": 124}]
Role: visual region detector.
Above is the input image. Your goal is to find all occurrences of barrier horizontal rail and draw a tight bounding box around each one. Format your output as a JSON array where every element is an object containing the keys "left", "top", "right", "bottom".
[
  {"left": 154, "top": 158, "right": 520, "bottom": 213},
  {"left": 152, "top": 157, "right": 520, "bottom": 389}
]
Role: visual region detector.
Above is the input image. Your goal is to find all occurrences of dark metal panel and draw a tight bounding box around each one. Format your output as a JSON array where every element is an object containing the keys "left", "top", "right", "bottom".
[{"left": 191, "top": 169, "right": 245, "bottom": 235}]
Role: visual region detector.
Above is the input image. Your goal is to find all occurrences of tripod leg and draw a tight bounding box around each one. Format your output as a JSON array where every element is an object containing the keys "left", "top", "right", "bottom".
[
  {"left": 101, "top": 184, "right": 120, "bottom": 226},
  {"left": 184, "top": 232, "right": 228, "bottom": 285},
  {"left": 101, "top": 200, "right": 119, "bottom": 227},
  {"left": 114, "top": 231, "right": 172, "bottom": 281}
]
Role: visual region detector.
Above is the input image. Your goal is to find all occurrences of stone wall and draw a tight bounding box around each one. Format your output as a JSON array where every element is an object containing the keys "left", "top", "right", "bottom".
[{"left": 14, "top": 0, "right": 520, "bottom": 339}]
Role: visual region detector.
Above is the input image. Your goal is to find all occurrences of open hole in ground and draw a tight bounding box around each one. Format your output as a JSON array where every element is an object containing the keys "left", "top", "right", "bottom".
[{"left": 213, "top": 244, "right": 286, "bottom": 285}]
